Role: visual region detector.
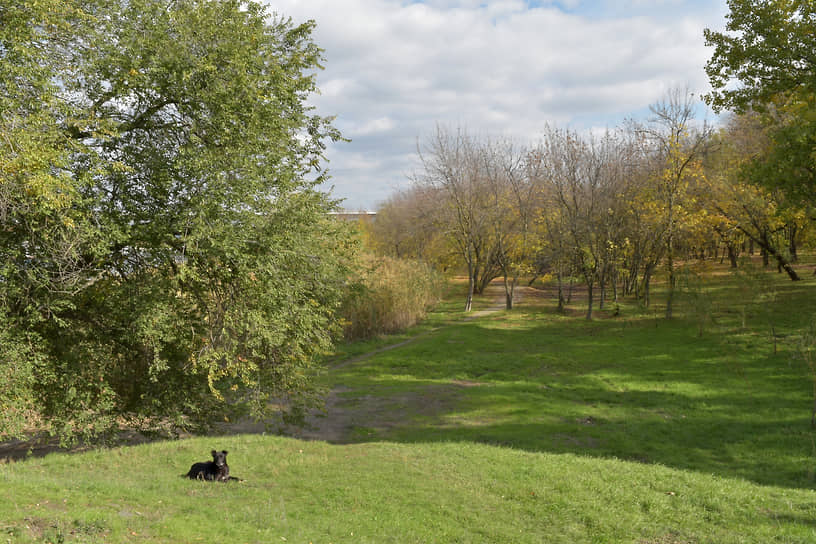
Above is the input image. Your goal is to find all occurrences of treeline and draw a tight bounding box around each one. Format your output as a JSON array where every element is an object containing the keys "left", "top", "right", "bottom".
[{"left": 369, "top": 89, "right": 814, "bottom": 318}]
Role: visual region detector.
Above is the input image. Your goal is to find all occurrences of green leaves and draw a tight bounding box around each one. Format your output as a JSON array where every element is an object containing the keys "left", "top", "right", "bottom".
[
  {"left": 705, "top": 0, "right": 816, "bottom": 239},
  {"left": 704, "top": 0, "right": 816, "bottom": 113},
  {"left": 0, "top": 0, "right": 351, "bottom": 442}
]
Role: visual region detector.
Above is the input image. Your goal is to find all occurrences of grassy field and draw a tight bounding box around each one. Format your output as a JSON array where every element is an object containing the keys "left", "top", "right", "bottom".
[{"left": 3, "top": 259, "right": 816, "bottom": 543}]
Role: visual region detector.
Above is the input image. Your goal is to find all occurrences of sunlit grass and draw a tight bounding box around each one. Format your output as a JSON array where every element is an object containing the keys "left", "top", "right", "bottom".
[
  {"left": 3, "top": 435, "right": 816, "bottom": 543},
  {"left": 322, "top": 261, "right": 816, "bottom": 490}
]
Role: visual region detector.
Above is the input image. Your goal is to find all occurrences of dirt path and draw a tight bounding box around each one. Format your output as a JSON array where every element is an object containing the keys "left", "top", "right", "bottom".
[{"left": 286, "top": 285, "right": 525, "bottom": 443}]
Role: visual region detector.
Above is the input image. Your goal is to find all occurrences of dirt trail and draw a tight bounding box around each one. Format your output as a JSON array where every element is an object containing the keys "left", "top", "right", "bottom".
[{"left": 286, "top": 284, "right": 528, "bottom": 443}]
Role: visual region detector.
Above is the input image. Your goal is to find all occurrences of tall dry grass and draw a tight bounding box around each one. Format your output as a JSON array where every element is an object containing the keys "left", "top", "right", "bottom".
[{"left": 341, "top": 255, "right": 442, "bottom": 340}]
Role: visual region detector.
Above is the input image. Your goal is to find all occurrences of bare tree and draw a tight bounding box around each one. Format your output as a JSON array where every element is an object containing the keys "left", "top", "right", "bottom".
[
  {"left": 536, "top": 127, "right": 605, "bottom": 319},
  {"left": 482, "top": 137, "right": 536, "bottom": 310},
  {"left": 415, "top": 125, "right": 498, "bottom": 311}
]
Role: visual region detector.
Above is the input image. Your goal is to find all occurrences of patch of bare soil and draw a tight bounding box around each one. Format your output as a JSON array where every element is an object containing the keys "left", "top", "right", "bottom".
[
  {"left": 0, "top": 430, "right": 158, "bottom": 463},
  {"left": 284, "top": 286, "right": 514, "bottom": 443},
  {"left": 287, "top": 383, "right": 472, "bottom": 443}
]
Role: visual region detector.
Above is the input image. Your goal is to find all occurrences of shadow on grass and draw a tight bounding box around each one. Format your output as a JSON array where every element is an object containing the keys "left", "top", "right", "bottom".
[{"left": 309, "top": 315, "right": 816, "bottom": 490}]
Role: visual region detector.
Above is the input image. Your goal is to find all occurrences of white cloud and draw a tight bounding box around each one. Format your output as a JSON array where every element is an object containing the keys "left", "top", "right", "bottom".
[
  {"left": 266, "top": 0, "right": 727, "bottom": 209},
  {"left": 350, "top": 117, "right": 396, "bottom": 136}
]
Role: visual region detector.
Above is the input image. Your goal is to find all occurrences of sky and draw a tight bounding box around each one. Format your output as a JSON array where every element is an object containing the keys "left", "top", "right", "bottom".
[{"left": 266, "top": 0, "right": 730, "bottom": 210}]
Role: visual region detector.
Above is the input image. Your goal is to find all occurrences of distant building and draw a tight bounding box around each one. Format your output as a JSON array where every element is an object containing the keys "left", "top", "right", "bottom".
[{"left": 328, "top": 210, "right": 377, "bottom": 222}]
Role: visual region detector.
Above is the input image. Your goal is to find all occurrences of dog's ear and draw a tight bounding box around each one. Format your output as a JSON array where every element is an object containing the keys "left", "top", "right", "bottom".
[
  {"left": 211, "top": 450, "right": 217, "bottom": 457},
  {"left": 222, "top": 450, "right": 228, "bottom": 455}
]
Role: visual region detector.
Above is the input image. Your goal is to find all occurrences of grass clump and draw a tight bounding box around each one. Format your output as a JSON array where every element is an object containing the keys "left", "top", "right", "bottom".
[{"left": 341, "top": 255, "right": 443, "bottom": 340}]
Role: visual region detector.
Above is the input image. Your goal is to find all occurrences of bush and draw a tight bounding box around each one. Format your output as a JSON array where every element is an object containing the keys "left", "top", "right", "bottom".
[
  {"left": 342, "top": 256, "right": 443, "bottom": 340},
  {"left": 0, "top": 321, "right": 41, "bottom": 441}
]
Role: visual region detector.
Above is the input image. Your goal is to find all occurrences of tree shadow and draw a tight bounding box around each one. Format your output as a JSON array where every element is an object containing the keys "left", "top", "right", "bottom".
[{"left": 298, "top": 316, "right": 816, "bottom": 490}]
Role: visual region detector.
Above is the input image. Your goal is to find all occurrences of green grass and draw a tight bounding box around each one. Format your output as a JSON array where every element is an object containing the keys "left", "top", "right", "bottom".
[
  {"left": 3, "top": 436, "right": 816, "bottom": 543},
  {"left": 324, "top": 265, "right": 816, "bottom": 490},
  {"left": 3, "top": 262, "right": 816, "bottom": 542}
]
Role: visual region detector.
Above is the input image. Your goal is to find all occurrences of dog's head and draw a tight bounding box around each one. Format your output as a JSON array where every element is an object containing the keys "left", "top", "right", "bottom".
[{"left": 211, "top": 450, "right": 228, "bottom": 467}]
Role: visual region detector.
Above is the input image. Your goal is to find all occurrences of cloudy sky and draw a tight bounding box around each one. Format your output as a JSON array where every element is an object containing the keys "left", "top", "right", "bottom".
[{"left": 267, "top": 0, "right": 730, "bottom": 210}]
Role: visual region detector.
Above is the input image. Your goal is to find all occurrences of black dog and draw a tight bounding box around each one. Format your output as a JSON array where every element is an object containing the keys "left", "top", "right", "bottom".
[{"left": 186, "top": 450, "right": 231, "bottom": 482}]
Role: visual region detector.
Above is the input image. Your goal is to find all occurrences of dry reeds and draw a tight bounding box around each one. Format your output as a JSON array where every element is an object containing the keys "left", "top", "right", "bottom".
[{"left": 341, "top": 255, "right": 442, "bottom": 340}]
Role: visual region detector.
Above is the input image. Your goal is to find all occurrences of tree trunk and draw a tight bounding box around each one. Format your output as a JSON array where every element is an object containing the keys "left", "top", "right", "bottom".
[
  {"left": 465, "top": 260, "right": 474, "bottom": 312},
  {"left": 773, "top": 252, "right": 800, "bottom": 281},
  {"left": 502, "top": 272, "right": 515, "bottom": 310},
  {"left": 598, "top": 266, "right": 606, "bottom": 310},
  {"left": 612, "top": 268, "right": 619, "bottom": 303},
  {"left": 665, "top": 241, "right": 675, "bottom": 319},
  {"left": 472, "top": 262, "right": 483, "bottom": 295},
  {"left": 727, "top": 243, "right": 738, "bottom": 268},
  {"left": 738, "top": 227, "right": 800, "bottom": 281},
  {"left": 556, "top": 268, "right": 565, "bottom": 313},
  {"left": 627, "top": 259, "right": 640, "bottom": 297},
  {"left": 641, "top": 263, "right": 655, "bottom": 307},
  {"left": 789, "top": 224, "right": 799, "bottom": 263}
]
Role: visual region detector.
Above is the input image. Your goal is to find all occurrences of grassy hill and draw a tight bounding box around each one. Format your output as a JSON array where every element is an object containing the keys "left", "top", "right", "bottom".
[
  {"left": 3, "top": 435, "right": 815, "bottom": 543},
  {"left": 3, "top": 260, "right": 816, "bottom": 543}
]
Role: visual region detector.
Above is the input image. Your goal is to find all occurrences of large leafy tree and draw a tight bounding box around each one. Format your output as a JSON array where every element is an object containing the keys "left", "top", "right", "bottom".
[
  {"left": 705, "top": 0, "right": 816, "bottom": 208},
  {"left": 1, "top": 0, "right": 352, "bottom": 443},
  {"left": 704, "top": 0, "right": 816, "bottom": 112}
]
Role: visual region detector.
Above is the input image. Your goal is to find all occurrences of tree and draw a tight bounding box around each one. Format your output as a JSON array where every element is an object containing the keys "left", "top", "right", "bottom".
[
  {"left": 368, "top": 186, "right": 446, "bottom": 263},
  {"left": 0, "top": 0, "right": 105, "bottom": 438},
  {"left": 614, "top": 133, "right": 666, "bottom": 307},
  {"left": 1, "top": 0, "right": 352, "bottom": 443},
  {"left": 704, "top": 113, "right": 803, "bottom": 281},
  {"left": 743, "top": 101, "right": 816, "bottom": 214},
  {"left": 705, "top": 0, "right": 816, "bottom": 113},
  {"left": 536, "top": 127, "right": 626, "bottom": 320},
  {"left": 415, "top": 126, "right": 500, "bottom": 311},
  {"left": 637, "top": 89, "right": 712, "bottom": 318},
  {"left": 534, "top": 198, "right": 573, "bottom": 312},
  {"left": 482, "top": 137, "right": 534, "bottom": 310},
  {"left": 705, "top": 0, "right": 816, "bottom": 207}
]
